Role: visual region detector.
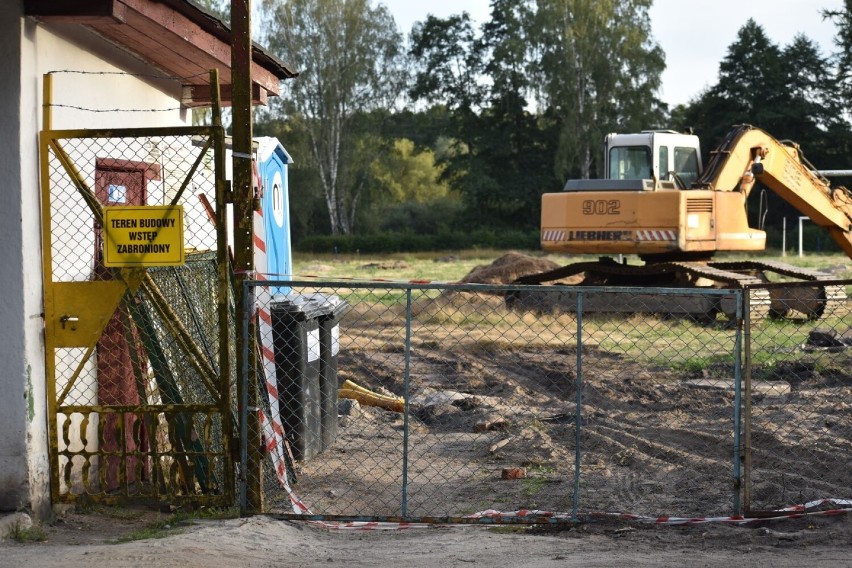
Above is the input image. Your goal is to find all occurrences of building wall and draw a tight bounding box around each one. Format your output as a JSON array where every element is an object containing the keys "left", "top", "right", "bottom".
[
  {"left": 2, "top": 10, "right": 192, "bottom": 518},
  {"left": 0, "top": 1, "right": 31, "bottom": 515}
]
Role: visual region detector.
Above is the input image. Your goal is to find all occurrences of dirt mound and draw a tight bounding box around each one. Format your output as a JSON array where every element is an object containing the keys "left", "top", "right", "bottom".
[
  {"left": 459, "top": 251, "right": 560, "bottom": 285},
  {"left": 359, "top": 260, "right": 411, "bottom": 271}
]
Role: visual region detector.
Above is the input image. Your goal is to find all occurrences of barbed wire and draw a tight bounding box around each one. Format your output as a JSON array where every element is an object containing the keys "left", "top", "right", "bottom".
[
  {"left": 44, "top": 70, "right": 215, "bottom": 113},
  {"left": 46, "top": 103, "right": 184, "bottom": 113},
  {"left": 47, "top": 103, "right": 185, "bottom": 113},
  {"left": 46, "top": 69, "right": 211, "bottom": 82}
]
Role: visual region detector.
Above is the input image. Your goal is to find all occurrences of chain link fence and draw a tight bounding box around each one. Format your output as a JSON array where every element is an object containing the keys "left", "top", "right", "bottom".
[
  {"left": 42, "top": 128, "right": 234, "bottom": 505},
  {"left": 239, "top": 278, "right": 850, "bottom": 523},
  {"left": 743, "top": 281, "right": 852, "bottom": 514}
]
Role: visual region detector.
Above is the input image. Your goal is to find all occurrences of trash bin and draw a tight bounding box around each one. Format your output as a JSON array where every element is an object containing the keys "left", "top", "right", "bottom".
[
  {"left": 314, "top": 295, "right": 349, "bottom": 451},
  {"left": 270, "top": 295, "right": 328, "bottom": 461}
]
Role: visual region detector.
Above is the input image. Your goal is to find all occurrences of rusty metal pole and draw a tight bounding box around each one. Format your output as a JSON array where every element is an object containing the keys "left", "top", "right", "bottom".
[
  {"left": 209, "top": 69, "right": 236, "bottom": 506},
  {"left": 231, "top": 0, "right": 262, "bottom": 512},
  {"left": 43, "top": 73, "right": 52, "bottom": 130}
]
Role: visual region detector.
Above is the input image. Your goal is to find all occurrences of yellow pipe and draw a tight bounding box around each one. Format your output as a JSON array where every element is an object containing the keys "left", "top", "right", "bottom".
[{"left": 339, "top": 379, "right": 404, "bottom": 413}]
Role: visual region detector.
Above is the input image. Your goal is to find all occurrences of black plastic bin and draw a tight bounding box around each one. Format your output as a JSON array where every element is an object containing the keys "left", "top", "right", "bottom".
[
  {"left": 270, "top": 295, "right": 329, "bottom": 461},
  {"left": 312, "top": 294, "right": 349, "bottom": 451}
]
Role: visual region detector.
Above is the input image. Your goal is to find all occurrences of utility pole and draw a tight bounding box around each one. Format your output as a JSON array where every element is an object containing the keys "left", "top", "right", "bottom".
[{"left": 231, "top": 0, "right": 262, "bottom": 513}]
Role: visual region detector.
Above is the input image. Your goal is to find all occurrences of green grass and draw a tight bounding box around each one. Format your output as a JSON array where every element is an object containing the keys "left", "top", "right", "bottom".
[
  {"left": 291, "top": 250, "right": 851, "bottom": 283},
  {"left": 291, "top": 249, "right": 554, "bottom": 283},
  {"left": 522, "top": 465, "right": 556, "bottom": 498},
  {"left": 111, "top": 515, "right": 191, "bottom": 543},
  {"left": 292, "top": 249, "right": 849, "bottom": 376},
  {"left": 6, "top": 520, "right": 47, "bottom": 543},
  {"left": 289, "top": 250, "right": 851, "bottom": 317}
]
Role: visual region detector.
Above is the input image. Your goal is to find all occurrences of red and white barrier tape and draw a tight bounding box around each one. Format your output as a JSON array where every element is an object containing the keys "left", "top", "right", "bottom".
[
  {"left": 252, "top": 186, "right": 295, "bottom": 499},
  {"left": 465, "top": 498, "right": 852, "bottom": 526},
  {"left": 284, "top": 499, "right": 852, "bottom": 531},
  {"left": 305, "top": 519, "right": 431, "bottom": 530}
]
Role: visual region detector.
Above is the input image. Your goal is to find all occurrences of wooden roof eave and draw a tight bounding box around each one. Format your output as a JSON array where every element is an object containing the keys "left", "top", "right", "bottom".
[{"left": 24, "top": 0, "right": 297, "bottom": 107}]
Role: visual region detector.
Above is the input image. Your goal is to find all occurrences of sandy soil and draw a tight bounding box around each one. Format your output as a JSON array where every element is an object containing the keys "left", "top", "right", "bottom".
[{"left": 1, "top": 507, "right": 850, "bottom": 567}]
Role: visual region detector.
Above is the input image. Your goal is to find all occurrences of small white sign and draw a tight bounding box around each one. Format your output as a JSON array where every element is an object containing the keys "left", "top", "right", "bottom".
[
  {"left": 687, "top": 213, "right": 699, "bottom": 228},
  {"left": 307, "top": 328, "right": 320, "bottom": 362},
  {"left": 108, "top": 184, "right": 127, "bottom": 203},
  {"left": 331, "top": 324, "right": 340, "bottom": 357}
]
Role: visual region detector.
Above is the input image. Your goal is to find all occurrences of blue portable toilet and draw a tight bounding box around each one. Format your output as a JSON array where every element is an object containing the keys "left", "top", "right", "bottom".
[{"left": 256, "top": 137, "right": 293, "bottom": 294}]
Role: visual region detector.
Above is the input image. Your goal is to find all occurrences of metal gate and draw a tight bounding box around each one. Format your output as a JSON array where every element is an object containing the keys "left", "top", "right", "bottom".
[
  {"left": 243, "top": 280, "right": 747, "bottom": 522},
  {"left": 243, "top": 279, "right": 851, "bottom": 524},
  {"left": 39, "top": 126, "right": 234, "bottom": 506}
]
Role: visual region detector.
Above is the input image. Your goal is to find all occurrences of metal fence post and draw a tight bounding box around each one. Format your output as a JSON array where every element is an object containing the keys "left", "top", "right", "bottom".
[
  {"left": 239, "top": 281, "right": 251, "bottom": 516},
  {"left": 732, "top": 289, "right": 743, "bottom": 516},
  {"left": 572, "top": 290, "right": 583, "bottom": 521},
  {"left": 402, "top": 288, "right": 412, "bottom": 518},
  {"left": 742, "top": 286, "right": 753, "bottom": 514}
]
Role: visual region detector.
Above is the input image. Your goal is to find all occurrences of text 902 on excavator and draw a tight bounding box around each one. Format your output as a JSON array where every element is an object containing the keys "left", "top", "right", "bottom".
[{"left": 513, "top": 124, "right": 852, "bottom": 321}]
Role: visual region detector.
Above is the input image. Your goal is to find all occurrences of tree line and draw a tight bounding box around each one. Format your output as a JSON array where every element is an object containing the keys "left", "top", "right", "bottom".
[{"left": 209, "top": 0, "right": 852, "bottom": 252}]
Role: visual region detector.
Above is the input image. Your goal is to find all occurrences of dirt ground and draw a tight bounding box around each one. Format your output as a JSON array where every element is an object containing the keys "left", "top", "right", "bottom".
[
  {"left": 3, "top": 253, "right": 849, "bottom": 566},
  {"left": 1, "top": 505, "right": 851, "bottom": 567}
]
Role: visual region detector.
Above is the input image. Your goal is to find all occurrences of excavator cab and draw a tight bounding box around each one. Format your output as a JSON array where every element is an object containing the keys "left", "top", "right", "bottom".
[
  {"left": 544, "top": 128, "right": 761, "bottom": 258},
  {"left": 605, "top": 130, "right": 702, "bottom": 186}
]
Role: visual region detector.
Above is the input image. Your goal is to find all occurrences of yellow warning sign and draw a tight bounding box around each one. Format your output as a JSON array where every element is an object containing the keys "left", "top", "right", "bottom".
[{"left": 103, "top": 205, "right": 185, "bottom": 267}]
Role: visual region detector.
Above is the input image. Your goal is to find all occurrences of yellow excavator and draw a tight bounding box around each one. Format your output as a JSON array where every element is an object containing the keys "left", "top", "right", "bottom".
[{"left": 512, "top": 124, "right": 852, "bottom": 320}]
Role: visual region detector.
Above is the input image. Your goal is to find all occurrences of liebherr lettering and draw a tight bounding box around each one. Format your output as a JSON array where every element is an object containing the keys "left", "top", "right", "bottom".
[{"left": 567, "top": 230, "right": 632, "bottom": 241}]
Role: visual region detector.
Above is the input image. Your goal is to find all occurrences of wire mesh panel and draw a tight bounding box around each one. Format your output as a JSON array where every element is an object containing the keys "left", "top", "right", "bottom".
[
  {"left": 744, "top": 281, "right": 852, "bottom": 513},
  {"left": 574, "top": 293, "right": 743, "bottom": 518},
  {"left": 41, "top": 128, "right": 233, "bottom": 505},
  {"left": 246, "top": 281, "right": 751, "bottom": 522}
]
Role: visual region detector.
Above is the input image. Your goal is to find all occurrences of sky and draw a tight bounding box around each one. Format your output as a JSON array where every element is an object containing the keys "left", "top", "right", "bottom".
[{"left": 384, "top": 0, "right": 845, "bottom": 109}]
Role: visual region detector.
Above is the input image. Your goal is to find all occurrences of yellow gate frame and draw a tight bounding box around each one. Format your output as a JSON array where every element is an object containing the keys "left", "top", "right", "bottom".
[{"left": 39, "top": 99, "right": 233, "bottom": 506}]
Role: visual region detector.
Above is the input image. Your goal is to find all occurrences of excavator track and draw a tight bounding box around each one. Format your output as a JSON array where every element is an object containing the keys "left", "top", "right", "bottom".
[
  {"left": 708, "top": 260, "right": 847, "bottom": 319},
  {"left": 506, "top": 258, "right": 846, "bottom": 323}
]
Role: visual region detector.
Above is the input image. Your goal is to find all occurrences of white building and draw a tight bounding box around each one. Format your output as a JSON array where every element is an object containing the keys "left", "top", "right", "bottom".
[{"left": 3, "top": 0, "right": 294, "bottom": 519}]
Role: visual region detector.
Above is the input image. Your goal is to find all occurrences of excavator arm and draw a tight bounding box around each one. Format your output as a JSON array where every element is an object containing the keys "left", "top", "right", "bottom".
[{"left": 695, "top": 124, "right": 852, "bottom": 258}]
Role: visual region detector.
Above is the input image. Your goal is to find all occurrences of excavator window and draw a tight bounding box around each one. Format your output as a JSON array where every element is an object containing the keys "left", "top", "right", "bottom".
[
  {"left": 674, "top": 147, "right": 699, "bottom": 186},
  {"left": 658, "top": 146, "right": 669, "bottom": 180},
  {"left": 609, "top": 146, "right": 651, "bottom": 180}
]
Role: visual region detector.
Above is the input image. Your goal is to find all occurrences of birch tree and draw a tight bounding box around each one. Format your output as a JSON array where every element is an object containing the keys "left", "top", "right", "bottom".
[
  {"left": 261, "top": 0, "right": 406, "bottom": 234},
  {"left": 531, "top": 0, "right": 665, "bottom": 179}
]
